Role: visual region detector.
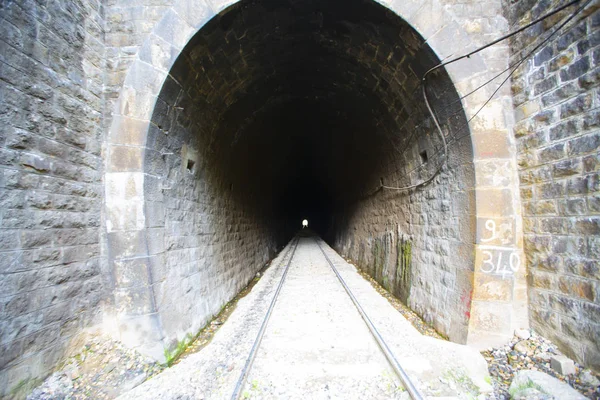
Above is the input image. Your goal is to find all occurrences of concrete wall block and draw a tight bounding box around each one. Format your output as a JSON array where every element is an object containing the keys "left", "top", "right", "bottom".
[
  {"left": 146, "top": 228, "right": 166, "bottom": 255},
  {"left": 117, "top": 313, "right": 166, "bottom": 362},
  {"left": 114, "top": 286, "right": 155, "bottom": 316},
  {"left": 476, "top": 216, "right": 517, "bottom": 246},
  {"left": 473, "top": 129, "right": 514, "bottom": 161},
  {"left": 173, "top": 0, "right": 215, "bottom": 29},
  {"left": 476, "top": 188, "right": 515, "bottom": 217},
  {"left": 145, "top": 201, "right": 166, "bottom": 228},
  {"left": 138, "top": 34, "right": 180, "bottom": 74},
  {"left": 116, "top": 86, "right": 158, "bottom": 121},
  {"left": 108, "top": 115, "right": 151, "bottom": 146},
  {"left": 472, "top": 273, "right": 514, "bottom": 302},
  {"left": 475, "top": 159, "right": 514, "bottom": 187},
  {"left": 124, "top": 60, "right": 169, "bottom": 96},
  {"left": 108, "top": 145, "right": 145, "bottom": 172},
  {"left": 426, "top": 21, "right": 475, "bottom": 65},
  {"left": 469, "top": 299, "right": 513, "bottom": 333},
  {"left": 105, "top": 172, "right": 146, "bottom": 232},
  {"left": 207, "top": 0, "right": 239, "bottom": 14},
  {"left": 107, "top": 230, "right": 148, "bottom": 261},
  {"left": 153, "top": 9, "right": 195, "bottom": 51},
  {"left": 114, "top": 257, "right": 152, "bottom": 288},
  {"left": 404, "top": 0, "right": 449, "bottom": 40}
]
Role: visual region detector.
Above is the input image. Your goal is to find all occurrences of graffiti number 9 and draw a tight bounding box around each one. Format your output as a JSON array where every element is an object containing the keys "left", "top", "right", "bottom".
[{"left": 481, "top": 219, "right": 497, "bottom": 243}]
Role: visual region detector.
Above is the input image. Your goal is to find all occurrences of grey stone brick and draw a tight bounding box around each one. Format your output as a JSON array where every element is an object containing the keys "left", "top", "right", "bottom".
[
  {"left": 568, "top": 133, "right": 600, "bottom": 156},
  {"left": 556, "top": 21, "right": 587, "bottom": 52},
  {"left": 534, "top": 45, "right": 554, "bottom": 66},
  {"left": 560, "top": 93, "right": 592, "bottom": 118},
  {"left": 538, "top": 143, "right": 565, "bottom": 163},
  {"left": 574, "top": 217, "right": 600, "bottom": 235},
  {"left": 554, "top": 159, "right": 582, "bottom": 177},
  {"left": 549, "top": 120, "right": 578, "bottom": 142},
  {"left": 541, "top": 82, "right": 582, "bottom": 107},
  {"left": 566, "top": 198, "right": 587, "bottom": 215},
  {"left": 579, "top": 67, "right": 600, "bottom": 90},
  {"left": 560, "top": 56, "right": 590, "bottom": 82}
]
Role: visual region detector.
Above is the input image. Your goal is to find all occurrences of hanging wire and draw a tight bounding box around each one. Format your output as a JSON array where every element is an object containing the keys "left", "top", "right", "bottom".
[
  {"left": 370, "top": 0, "right": 587, "bottom": 171},
  {"left": 375, "top": 0, "right": 591, "bottom": 193}
]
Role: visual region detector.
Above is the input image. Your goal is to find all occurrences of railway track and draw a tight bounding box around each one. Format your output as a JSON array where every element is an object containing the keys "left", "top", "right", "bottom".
[{"left": 231, "top": 234, "right": 425, "bottom": 400}]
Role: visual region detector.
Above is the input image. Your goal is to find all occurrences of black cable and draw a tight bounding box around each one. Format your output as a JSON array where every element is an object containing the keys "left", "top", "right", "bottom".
[
  {"left": 378, "top": 0, "right": 592, "bottom": 192},
  {"left": 381, "top": 0, "right": 585, "bottom": 153},
  {"left": 422, "top": 0, "right": 583, "bottom": 79}
]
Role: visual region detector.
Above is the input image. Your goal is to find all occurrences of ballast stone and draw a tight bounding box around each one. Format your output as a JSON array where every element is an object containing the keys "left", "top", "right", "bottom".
[
  {"left": 550, "top": 355, "right": 576, "bottom": 375},
  {"left": 515, "top": 329, "right": 531, "bottom": 340},
  {"left": 509, "top": 370, "right": 586, "bottom": 400}
]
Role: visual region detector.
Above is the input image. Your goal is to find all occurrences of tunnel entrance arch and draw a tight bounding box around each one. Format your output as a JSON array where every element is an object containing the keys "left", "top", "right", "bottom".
[{"left": 105, "top": 0, "right": 526, "bottom": 360}]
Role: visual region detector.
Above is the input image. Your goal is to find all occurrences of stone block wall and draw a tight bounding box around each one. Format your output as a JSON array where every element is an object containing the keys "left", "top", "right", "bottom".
[
  {"left": 0, "top": 0, "right": 107, "bottom": 396},
  {"left": 137, "top": 66, "right": 279, "bottom": 354},
  {"left": 103, "top": 0, "right": 176, "bottom": 121},
  {"left": 331, "top": 60, "right": 477, "bottom": 344},
  {"left": 506, "top": 0, "right": 600, "bottom": 369},
  {"left": 10, "top": 0, "right": 599, "bottom": 393}
]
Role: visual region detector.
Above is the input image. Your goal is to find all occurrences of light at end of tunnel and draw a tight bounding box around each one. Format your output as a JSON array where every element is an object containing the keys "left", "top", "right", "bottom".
[{"left": 302, "top": 219, "right": 308, "bottom": 228}]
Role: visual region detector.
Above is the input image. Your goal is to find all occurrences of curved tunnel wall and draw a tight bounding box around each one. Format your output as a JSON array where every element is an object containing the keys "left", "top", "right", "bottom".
[
  {"left": 140, "top": 0, "right": 475, "bottom": 351},
  {"left": 103, "top": 0, "right": 528, "bottom": 361}
]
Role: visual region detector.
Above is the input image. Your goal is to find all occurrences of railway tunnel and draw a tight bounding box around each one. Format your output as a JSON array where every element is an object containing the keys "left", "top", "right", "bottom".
[
  {"left": 111, "top": 0, "right": 479, "bottom": 359},
  {"left": 6, "top": 0, "right": 600, "bottom": 395}
]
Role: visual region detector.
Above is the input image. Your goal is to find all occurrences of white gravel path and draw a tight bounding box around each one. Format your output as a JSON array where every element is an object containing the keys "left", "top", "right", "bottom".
[
  {"left": 242, "top": 237, "right": 402, "bottom": 399},
  {"left": 119, "top": 235, "right": 492, "bottom": 400}
]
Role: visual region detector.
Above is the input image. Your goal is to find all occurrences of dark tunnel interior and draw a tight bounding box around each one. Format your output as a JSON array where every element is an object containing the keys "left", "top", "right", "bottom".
[
  {"left": 145, "top": 0, "right": 473, "bottom": 343},
  {"left": 148, "top": 0, "right": 462, "bottom": 240}
]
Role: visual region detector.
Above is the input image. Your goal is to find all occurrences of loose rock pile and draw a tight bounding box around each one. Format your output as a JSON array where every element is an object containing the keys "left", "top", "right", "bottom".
[
  {"left": 482, "top": 331, "right": 600, "bottom": 399},
  {"left": 27, "top": 335, "right": 164, "bottom": 400}
]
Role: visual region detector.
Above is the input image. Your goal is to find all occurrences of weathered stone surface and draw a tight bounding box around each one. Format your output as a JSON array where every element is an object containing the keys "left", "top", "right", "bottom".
[
  {"left": 0, "top": 0, "right": 106, "bottom": 397},
  {"left": 551, "top": 355, "right": 577, "bottom": 375},
  {"left": 509, "top": 370, "right": 586, "bottom": 399},
  {"left": 1, "top": 0, "right": 597, "bottom": 397},
  {"left": 508, "top": 0, "right": 600, "bottom": 373}
]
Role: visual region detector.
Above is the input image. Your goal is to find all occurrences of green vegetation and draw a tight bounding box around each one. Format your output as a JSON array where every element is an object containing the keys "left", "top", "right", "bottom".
[
  {"left": 372, "top": 239, "right": 382, "bottom": 281},
  {"left": 164, "top": 333, "right": 195, "bottom": 367},
  {"left": 395, "top": 236, "right": 412, "bottom": 302},
  {"left": 508, "top": 379, "right": 545, "bottom": 397},
  {"left": 10, "top": 378, "right": 32, "bottom": 397},
  {"left": 241, "top": 379, "right": 262, "bottom": 398},
  {"left": 443, "top": 368, "right": 480, "bottom": 397}
]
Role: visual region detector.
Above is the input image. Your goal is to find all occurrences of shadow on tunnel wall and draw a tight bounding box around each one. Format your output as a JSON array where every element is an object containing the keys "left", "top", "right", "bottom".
[{"left": 141, "top": 0, "right": 475, "bottom": 351}]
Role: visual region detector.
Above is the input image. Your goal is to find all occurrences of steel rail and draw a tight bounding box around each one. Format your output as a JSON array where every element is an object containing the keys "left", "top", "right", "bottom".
[
  {"left": 231, "top": 237, "right": 300, "bottom": 400},
  {"left": 313, "top": 237, "right": 426, "bottom": 400}
]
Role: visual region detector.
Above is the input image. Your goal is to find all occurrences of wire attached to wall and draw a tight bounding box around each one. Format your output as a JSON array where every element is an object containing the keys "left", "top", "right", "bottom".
[{"left": 376, "top": 0, "right": 591, "bottom": 193}]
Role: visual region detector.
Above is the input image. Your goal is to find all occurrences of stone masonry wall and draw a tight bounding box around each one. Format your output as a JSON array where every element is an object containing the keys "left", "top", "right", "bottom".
[
  {"left": 104, "top": 0, "right": 175, "bottom": 124},
  {"left": 506, "top": 0, "right": 600, "bottom": 369},
  {"left": 140, "top": 67, "right": 279, "bottom": 354},
  {"left": 0, "top": 0, "right": 107, "bottom": 396},
  {"left": 102, "top": 0, "right": 526, "bottom": 355},
  {"left": 332, "top": 64, "right": 477, "bottom": 344},
  {"left": 325, "top": 14, "right": 477, "bottom": 343}
]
